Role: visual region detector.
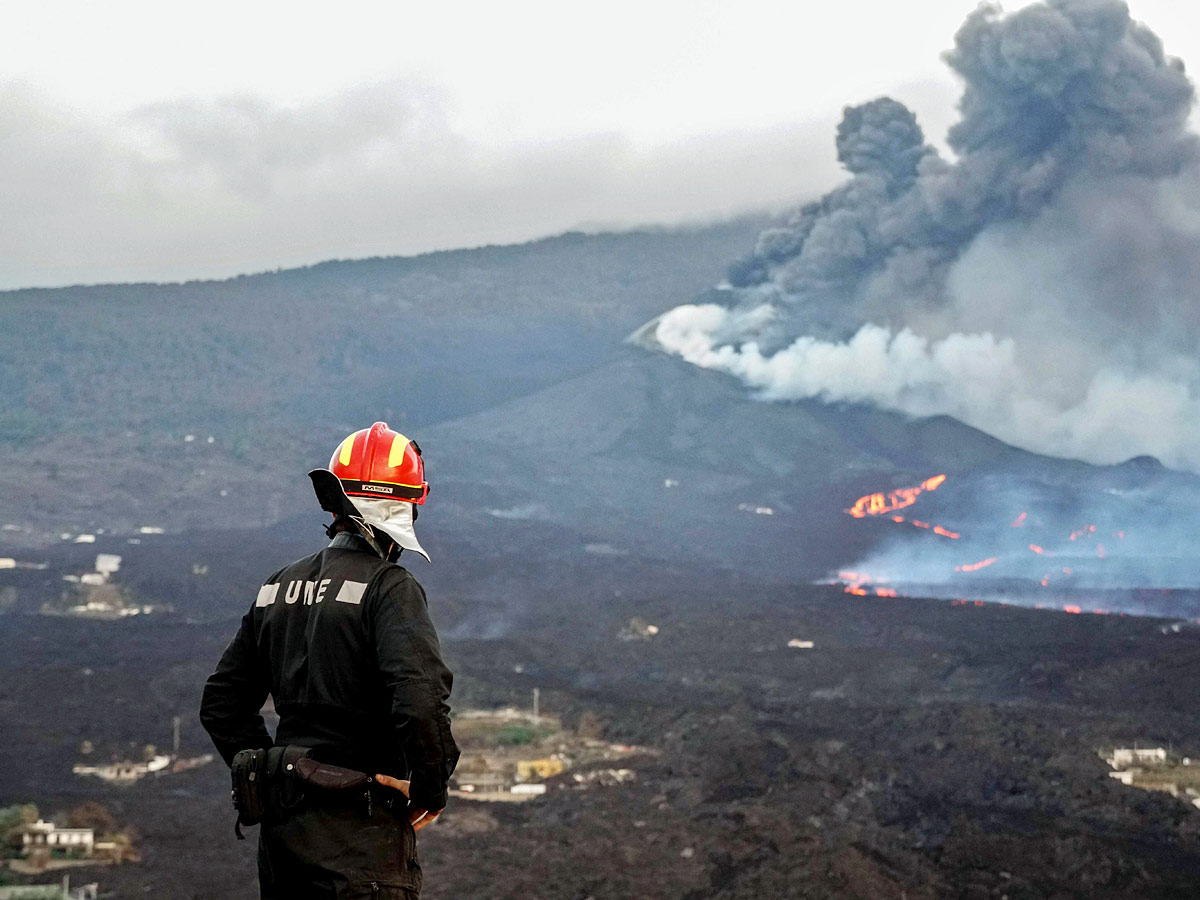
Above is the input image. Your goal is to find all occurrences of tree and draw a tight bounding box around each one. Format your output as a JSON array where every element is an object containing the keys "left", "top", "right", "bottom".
[
  {"left": 576, "top": 710, "right": 606, "bottom": 740},
  {"left": 107, "top": 831, "right": 140, "bottom": 864},
  {"left": 64, "top": 802, "right": 117, "bottom": 837},
  {"left": 0, "top": 804, "right": 37, "bottom": 858}
]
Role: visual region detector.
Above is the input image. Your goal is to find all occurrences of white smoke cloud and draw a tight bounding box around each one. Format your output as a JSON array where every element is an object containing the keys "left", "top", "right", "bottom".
[
  {"left": 657, "top": 302, "right": 1200, "bottom": 469},
  {"left": 652, "top": 0, "right": 1200, "bottom": 473}
]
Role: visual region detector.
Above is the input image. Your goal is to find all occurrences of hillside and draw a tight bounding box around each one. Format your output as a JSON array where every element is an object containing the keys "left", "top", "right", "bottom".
[
  {"left": 419, "top": 349, "right": 1200, "bottom": 606},
  {"left": 5, "top": 211, "right": 1199, "bottom": 610},
  {"left": 0, "top": 220, "right": 765, "bottom": 538}
]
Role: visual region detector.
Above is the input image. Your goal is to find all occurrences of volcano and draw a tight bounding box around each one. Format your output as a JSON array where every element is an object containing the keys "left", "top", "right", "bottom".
[{"left": 420, "top": 344, "right": 1200, "bottom": 617}]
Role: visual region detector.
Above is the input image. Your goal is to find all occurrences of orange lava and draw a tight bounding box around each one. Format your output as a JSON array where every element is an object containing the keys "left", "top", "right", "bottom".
[
  {"left": 845, "top": 474, "right": 947, "bottom": 518},
  {"left": 1064, "top": 605, "right": 1082, "bottom": 614},
  {"left": 841, "top": 479, "right": 1134, "bottom": 598},
  {"left": 845, "top": 475, "right": 961, "bottom": 540},
  {"left": 838, "top": 571, "right": 904, "bottom": 600},
  {"left": 837, "top": 571, "right": 879, "bottom": 582}
]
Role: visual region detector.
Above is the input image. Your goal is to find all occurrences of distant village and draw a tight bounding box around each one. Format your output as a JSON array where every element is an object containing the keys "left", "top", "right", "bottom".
[
  {"left": 72, "top": 718, "right": 213, "bottom": 786},
  {"left": 0, "top": 524, "right": 185, "bottom": 620},
  {"left": 449, "top": 696, "right": 649, "bottom": 803},
  {"left": 1, "top": 715, "right": 215, "bottom": 897},
  {"left": 49, "top": 552, "right": 153, "bottom": 620},
  {"left": 1102, "top": 745, "right": 1200, "bottom": 810},
  {"left": 1, "top": 801, "right": 133, "bottom": 899}
]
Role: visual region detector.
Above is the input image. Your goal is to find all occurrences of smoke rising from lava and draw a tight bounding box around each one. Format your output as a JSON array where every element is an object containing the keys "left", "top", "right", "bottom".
[{"left": 653, "top": 0, "right": 1200, "bottom": 471}]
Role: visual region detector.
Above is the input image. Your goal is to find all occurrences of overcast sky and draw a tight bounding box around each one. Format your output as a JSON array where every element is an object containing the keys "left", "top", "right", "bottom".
[{"left": 3, "top": 0, "right": 1199, "bottom": 289}]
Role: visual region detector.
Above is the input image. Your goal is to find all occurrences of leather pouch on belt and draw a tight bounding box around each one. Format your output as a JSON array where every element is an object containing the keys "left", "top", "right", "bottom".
[
  {"left": 293, "top": 757, "right": 372, "bottom": 791},
  {"left": 290, "top": 755, "right": 378, "bottom": 816}
]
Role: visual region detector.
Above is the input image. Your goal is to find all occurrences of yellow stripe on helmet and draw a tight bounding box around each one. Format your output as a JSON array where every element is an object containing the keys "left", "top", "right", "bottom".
[
  {"left": 338, "top": 433, "right": 356, "bottom": 467},
  {"left": 388, "top": 433, "right": 412, "bottom": 470}
]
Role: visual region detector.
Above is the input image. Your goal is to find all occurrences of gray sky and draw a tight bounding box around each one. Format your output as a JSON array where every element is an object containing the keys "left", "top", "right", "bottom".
[{"left": 3, "top": 0, "right": 1199, "bottom": 289}]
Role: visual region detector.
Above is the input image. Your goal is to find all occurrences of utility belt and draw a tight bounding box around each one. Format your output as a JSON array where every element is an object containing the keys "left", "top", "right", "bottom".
[{"left": 230, "top": 745, "right": 385, "bottom": 839}]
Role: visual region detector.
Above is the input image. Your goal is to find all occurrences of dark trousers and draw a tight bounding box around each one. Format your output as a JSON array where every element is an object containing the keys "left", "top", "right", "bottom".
[{"left": 258, "top": 802, "right": 421, "bottom": 899}]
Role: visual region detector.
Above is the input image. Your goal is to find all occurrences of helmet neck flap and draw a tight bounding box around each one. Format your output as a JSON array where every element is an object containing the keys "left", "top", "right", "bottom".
[{"left": 309, "top": 467, "right": 430, "bottom": 562}]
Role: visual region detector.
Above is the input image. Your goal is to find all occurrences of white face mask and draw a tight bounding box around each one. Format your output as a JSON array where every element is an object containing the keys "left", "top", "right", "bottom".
[{"left": 349, "top": 496, "right": 430, "bottom": 562}]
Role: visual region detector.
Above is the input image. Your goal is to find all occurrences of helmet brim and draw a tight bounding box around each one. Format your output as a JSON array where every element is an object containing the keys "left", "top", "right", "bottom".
[{"left": 309, "top": 468, "right": 362, "bottom": 519}]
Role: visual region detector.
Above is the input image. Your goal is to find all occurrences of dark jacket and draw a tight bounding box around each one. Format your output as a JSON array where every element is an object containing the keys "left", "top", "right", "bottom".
[{"left": 200, "top": 533, "right": 459, "bottom": 811}]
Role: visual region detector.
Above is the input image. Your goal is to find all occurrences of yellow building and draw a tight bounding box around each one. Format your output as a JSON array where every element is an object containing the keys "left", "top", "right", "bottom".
[{"left": 517, "top": 758, "right": 564, "bottom": 781}]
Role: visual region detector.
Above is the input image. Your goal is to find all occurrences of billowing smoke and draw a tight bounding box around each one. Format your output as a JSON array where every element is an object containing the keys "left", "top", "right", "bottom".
[{"left": 653, "top": 0, "right": 1200, "bottom": 471}]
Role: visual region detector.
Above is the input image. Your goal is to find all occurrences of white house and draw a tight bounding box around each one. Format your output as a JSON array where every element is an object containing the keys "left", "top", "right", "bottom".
[
  {"left": 21, "top": 820, "right": 94, "bottom": 857},
  {"left": 1108, "top": 747, "right": 1168, "bottom": 769},
  {"left": 94, "top": 554, "right": 121, "bottom": 576},
  {"left": 73, "top": 755, "right": 171, "bottom": 784}
]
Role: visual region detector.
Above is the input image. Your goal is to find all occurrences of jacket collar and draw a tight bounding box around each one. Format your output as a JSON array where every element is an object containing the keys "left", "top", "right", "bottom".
[{"left": 328, "top": 532, "right": 380, "bottom": 555}]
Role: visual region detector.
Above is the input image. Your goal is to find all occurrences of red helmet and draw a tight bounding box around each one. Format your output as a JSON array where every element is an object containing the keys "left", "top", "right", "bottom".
[{"left": 328, "top": 421, "right": 429, "bottom": 505}]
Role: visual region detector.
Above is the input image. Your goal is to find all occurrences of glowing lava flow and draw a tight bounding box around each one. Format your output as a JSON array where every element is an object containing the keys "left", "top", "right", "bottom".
[
  {"left": 845, "top": 474, "right": 946, "bottom": 518},
  {"left": 949, "top": 597, "right": 1115, "bottom": 617},
  {"left": 838, "top": 571, "right": 901, "bottom": 599},
  {"left": 840, "top": 475, "right": 1133, "bottom": 613},
  {"left": 844, "top": 474, "right": 959, "bottom": 539},
  {"left": 955, "top": 557, "right": 997, "bottom": 573}
]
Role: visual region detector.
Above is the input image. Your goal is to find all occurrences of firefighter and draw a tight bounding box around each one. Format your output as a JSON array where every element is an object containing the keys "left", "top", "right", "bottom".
[{"left": 200, "top": 422, "right": 460, "bottom": 899}]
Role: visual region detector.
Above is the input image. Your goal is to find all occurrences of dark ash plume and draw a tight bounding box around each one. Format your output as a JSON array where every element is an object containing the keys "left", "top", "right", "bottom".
[
  {"left": 730, "top": 0, "right": 1195, "bottom": 309},
  {"left": 654, "top": 0, "right": 1200, "bottom": 471}
]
